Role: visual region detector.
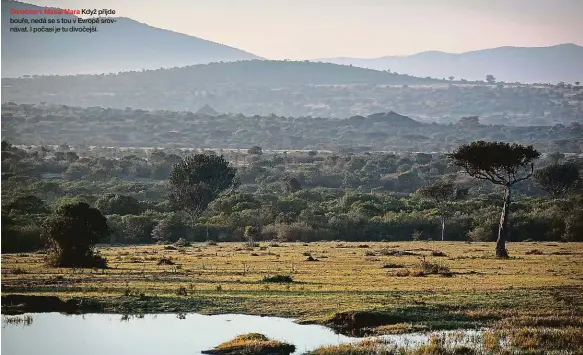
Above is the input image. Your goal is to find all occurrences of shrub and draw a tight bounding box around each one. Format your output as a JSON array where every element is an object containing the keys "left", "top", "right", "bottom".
[
  {"left": 431, "top": 250, "right": 447, "bottom": 257},
  {"left": 261, "top": 222, "right": 317, "bottom": 242},
  {"left": 262, "top": 274, "right": 294, "bottom": 283},
  {"left": 174, "top": 238, "right": 190, "bottom": 247},
  {"left": 151, "top": 214, "right": 191, "bottom": 243},
  {"left": 42, "top": 202, "right": 109, "bottom": 268},
  {"left": 157, "top": 257, "right": 175, "bottom": 265},
  {"left": 382, "top": 263, "right": 405, "bottom": 269},
  {"left": 419, "top": 258, "right": 452, "bottom": 276},
  {"left": 1, "top": 224, "right": 45, "bottom": 253},
  {"left": 202, "top": 333, "right": 295, "bottom": 355}
]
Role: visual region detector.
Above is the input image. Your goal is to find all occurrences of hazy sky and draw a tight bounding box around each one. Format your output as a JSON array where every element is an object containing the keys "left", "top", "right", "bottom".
[{"left": 23, "top": 0, "right": 583, "bottom": 59}]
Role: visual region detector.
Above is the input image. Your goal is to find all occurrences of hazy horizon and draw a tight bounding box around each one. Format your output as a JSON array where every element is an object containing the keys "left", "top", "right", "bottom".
[{"left": 15, "top": 0, "right": 583, "bottom": 59}]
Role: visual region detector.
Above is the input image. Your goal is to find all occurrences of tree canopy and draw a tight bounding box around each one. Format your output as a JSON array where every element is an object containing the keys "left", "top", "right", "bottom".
[
  {"left": 448, "top": 141, "right": 540, "bottom": 186},
  {"left": 42, "top": 202, "right": 109, "bottom": 268},
  {"left": 169, "top": 154, "right": 237, "bottom": 217},
  {"left": 534, "top": 163, "right": 581, "bottom": 198}
]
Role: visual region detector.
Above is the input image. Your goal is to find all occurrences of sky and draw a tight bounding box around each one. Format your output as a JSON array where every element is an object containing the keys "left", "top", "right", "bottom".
[{"left": 21, "top": 0, "right": 583, "bottom": 59}]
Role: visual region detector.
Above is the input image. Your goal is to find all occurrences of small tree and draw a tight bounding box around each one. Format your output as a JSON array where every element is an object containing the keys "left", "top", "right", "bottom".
[
  {"left": 283, "top": 177, "right": 302, "bottom": 194},
  {"left": 244, "top": 225, "right": 260, "bottom": 247},
  {"left": 169, "top": 154, "right": 237, "bottom": 219},
  {"left": 247, "top": 146, "right": 263, "bottom": 155},
  {"left": 486, "top": 74, "right": 496, "bottom": 84},
  {"left": 416, "top": 181, "right": 467, "bottom": 241},
  {"left": 534, "top": 163, "right": 580, "bottom": 199},
  {"left": 459, "top": 116, "right": 480, "bottom": 126},
  {"left": 151, "top": 214, "right": 191, "bottom": 243},
  {"left": 95, "top": 194, "right": 143, "bottom": 215},
  {"left": 449, "top": 141, "right": 540, "bottom": 257},
  {"left": 42, "top": 202, "right": 109, "bottom": 268}
]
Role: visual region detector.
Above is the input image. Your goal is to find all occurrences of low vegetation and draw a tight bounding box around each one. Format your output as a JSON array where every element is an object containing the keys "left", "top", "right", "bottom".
[
  {"left": 2, "top": 242, "right": 582, "bottom": 339},
  {"left": 262, "top": 275, "right": 294, "bottom": 283}
]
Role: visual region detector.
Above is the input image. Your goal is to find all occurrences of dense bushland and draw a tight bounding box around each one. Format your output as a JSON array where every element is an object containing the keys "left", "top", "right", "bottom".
[{"left": 2, "top": 141, "right": 582, "bottom": 253}]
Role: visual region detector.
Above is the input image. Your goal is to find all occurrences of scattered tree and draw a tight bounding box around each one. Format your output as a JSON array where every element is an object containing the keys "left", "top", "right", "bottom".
[
  {"left": 449, "top": 141, "right": 540, "bottom": 257},
  {"left": 416, "top": 181, "right": 468, "bottom": 241},
  {"left": 95, "top": 194, "right": 143, "bottom": 215},
  {"left": 283, "top": 177, "right": 302, "bottom": 194},
  {"left": 534, "top": 163, "right": 580, "bottom": 199},
  {"left": 247, "top": 146, "right": 263, "bottom": 155},
  {"left": 486, "top": 75, "right": 496, "bottom": 84},
  {"left": 42, "top": 202, "right": 109, "bottom": 268},
  {"left": 459, "top": 116, "right": 480, "bottom": 126},
  {"left": 169, "top": 154, "right": 237, "bottom": 219},
  {"left": 151, "top": 214, "right": 191, "bottom": 243}
]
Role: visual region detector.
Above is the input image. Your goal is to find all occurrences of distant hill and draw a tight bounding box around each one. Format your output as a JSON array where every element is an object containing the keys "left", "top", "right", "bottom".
[
  {"left": 365, "top": 111, "right": 422, "bottom": 126},
  {"left": 1, "top": 0, "right": 261, "bottom": 77},
  {"left": 316, "top": 44, "right": 583, "bottom": 84},
  {"left": 1, "top": 60, "right": 445, "bottom": 115},
  {"left": 195, "top": 104, "right": 220, "bottom": 116}
]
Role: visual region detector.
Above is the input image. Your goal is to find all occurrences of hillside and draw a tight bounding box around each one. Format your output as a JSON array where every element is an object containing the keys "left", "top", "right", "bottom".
[
  {"left": 1, "top": 0, "right": 260, "bottom": 77},
  {"left": 316, "top": 44, "right": 583, "bottom": 84},
  {"left": 2, "top": 59, "right": 581, "bottom": 123},
  {"left": 0, "top": 60, "right": 448, "bottom": 116}
]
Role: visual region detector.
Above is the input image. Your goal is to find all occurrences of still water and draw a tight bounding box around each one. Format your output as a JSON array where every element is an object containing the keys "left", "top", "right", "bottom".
[{"left": 2, "top": 313, "right": 483, "bottom": 355}]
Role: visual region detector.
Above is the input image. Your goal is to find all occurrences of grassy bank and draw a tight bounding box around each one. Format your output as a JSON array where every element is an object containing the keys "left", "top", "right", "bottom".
[{"left": 2, "top": 241, "right": 582, "bottom": 335}]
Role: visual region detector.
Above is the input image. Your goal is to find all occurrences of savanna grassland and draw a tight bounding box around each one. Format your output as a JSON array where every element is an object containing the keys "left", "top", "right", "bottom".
[{"left": 2, "top": 241, "right": 582, "bottom": 336}]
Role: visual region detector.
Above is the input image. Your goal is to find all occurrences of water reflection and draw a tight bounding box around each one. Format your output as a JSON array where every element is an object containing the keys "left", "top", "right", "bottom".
[{"left": 2, "top": 313, "right": 484, "bottom": 355}]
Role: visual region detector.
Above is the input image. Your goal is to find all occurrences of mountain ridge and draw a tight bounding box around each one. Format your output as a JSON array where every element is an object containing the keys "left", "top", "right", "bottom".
[
  {"left": 1, "top": 0, "right": 262, "bottom": 77},
  {"left": 315, "top": 43, "right": 583, "bottom": 84}
]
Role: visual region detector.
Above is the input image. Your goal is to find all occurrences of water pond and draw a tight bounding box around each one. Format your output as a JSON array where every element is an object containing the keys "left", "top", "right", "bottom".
[{"left": 2, "top": 313, "right": 483, "bottom": 355}]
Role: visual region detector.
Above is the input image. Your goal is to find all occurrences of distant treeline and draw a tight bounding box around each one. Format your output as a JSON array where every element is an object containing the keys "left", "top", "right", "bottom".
[{"left": 2, "top": 103, "right": 582, "bottom": 153}]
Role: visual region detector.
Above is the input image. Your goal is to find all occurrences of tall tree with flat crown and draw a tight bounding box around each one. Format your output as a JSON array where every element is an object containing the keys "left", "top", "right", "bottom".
[{"left": 449, "top": 141, "right": 540, "bottom": 257}]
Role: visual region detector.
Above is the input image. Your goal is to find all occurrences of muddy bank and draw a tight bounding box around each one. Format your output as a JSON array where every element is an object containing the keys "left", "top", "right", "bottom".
[
  {"left": 326, "top": 306, "right": 490, "bottom": 336},
  {"left": 1, "top": 294, "right": 103, "bottom": 315}
]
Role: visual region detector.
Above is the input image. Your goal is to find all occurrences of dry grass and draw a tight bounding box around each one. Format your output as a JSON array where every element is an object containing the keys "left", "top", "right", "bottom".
[
  {"left": 2, "top": 242, "right": 582, "bottom": 333},
  {"left": 201, "top": 333, "right": 295, "bottom": 355}
]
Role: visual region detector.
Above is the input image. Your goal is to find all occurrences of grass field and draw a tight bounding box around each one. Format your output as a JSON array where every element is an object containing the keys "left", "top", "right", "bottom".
[{"left": 2, "top": 241, "right": 583, "bottom": 337}]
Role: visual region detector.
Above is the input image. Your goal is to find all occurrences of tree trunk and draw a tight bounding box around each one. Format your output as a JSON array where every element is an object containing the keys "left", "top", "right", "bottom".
[
  {"left": 496, "top": 184, "right": 511, "bottom": 258},
  {"left": 440, "top": 216, "right": 446, "bottom": 241}
]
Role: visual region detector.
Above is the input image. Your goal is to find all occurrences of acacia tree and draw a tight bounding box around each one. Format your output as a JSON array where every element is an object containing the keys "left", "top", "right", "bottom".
[
  {"left": 534, "top": 163, "right": 580, "bottom": 199},
  {"left": 416, "top": 181, "right": 467, "bottom": 241},
  {"left": 449, "top": 141, "right": 540, "bottom": 257},
  {"left": 169, "top": 154, "right": 237, "bottom": 219}
]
